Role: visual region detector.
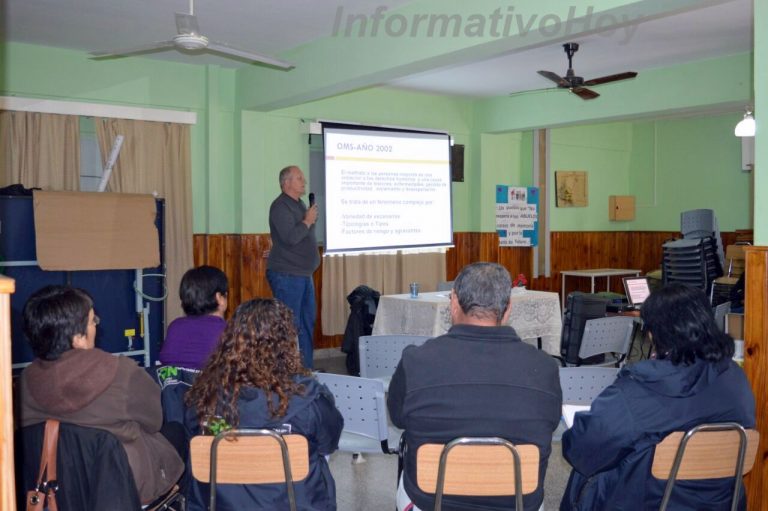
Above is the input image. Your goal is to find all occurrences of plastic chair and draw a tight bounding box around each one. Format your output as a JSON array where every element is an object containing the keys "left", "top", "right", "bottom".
[
  {"left": 314, "top": 372, "right": 400, "bottom": 454},
  {"left": 18, "top": 421, "right": 184, "bottom": 511},
  {"left": 577, "top": 316, "right": 635, "bottom": 367},
  {"left": 189, "top": 429, "right": 309, "bottom": 511},
  {"left": 358, "top": 334, "right": 430, "bottom": 389},
  {"left": 416, "top": 437, "right": 539, "bottom": 511},
  {"left": 651, "top": 422, "right": 759, "bottom": 511},
  {"left": 559, "top": 366, "right": 619, "bottom": 405},
  {"left": 713, "top": 301, "right": 731, "bottom": 332}
]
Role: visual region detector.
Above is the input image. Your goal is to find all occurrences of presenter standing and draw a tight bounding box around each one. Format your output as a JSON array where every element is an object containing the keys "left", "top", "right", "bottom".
[{"left": 267, "top": 165, "right": 320, "bottom": 368}]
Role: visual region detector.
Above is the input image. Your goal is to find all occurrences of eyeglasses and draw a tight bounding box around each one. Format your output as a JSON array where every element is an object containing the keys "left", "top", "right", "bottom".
[{"left": 91, "top": 314, "right": 100, "bottom": 326}]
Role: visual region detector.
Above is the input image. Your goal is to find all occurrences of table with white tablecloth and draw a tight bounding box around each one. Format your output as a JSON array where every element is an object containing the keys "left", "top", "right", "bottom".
[{"left": 371, "top": 290, "right": 563, "bottom": 355}]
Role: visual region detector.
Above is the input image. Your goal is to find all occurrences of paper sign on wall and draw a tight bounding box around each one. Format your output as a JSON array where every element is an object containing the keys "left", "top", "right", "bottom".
[{"left": 495, "top": 186, "right": 538, "bottom": 247}]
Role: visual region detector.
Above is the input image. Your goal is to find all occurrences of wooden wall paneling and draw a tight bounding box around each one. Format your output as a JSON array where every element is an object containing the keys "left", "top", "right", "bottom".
[
  {"left": 193, "top": 231, "right": 739, "bottom": 351},
  {"left": 742, "top": 246, "right": 768, "bottom": 509},
  {"left": 239, "top": 234, "right": 272, "bottom": 301}
]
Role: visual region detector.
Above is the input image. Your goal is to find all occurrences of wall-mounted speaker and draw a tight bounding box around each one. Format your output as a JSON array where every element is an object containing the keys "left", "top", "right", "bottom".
[{"left": 451, "top": 144, "right": 465, "bottom": 182}]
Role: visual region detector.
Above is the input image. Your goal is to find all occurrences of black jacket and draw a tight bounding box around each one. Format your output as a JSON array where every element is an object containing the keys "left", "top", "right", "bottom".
[
  {"left": 341, "top": 285, "right": 380, "bottom": 375},
  {"left": 560, "top": 358, "right": 755, "bottom": 511},
  {"left": 18, "top": 422, "right": 143, "bottom": 511},
  {"left": 187, "top": 375, "right": 344, "bottom": 511},
  {"left": 388, "top": 324, "right": 562, "bottom": 511}
]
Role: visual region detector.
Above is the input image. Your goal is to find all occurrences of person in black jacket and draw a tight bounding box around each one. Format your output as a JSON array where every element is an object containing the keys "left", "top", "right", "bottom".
[
  {"left": 388, "top": 262, "right": 562, "bottom": 511},
  {"left": 185, "top": 298, "right": 344, "bottom": 511},
  {"left": 560, "top": 282, "right": 756, "bottom": 511}
]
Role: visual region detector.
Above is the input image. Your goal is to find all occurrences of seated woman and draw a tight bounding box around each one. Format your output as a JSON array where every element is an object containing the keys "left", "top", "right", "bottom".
[
  {"left": 19, "top": 285, "right": 184, "bottom": 505},
  {"left": 560, "top": 282, "right": 756, "bottom": 511},
  {"left": 185, "top": 298, "right": 343, "bottom": 511},
  {"left": 159, "top": 265, "right": 228, "bottom": 370}
]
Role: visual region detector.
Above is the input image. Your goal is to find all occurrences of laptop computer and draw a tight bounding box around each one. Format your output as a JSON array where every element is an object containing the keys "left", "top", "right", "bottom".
[{"left": 623, "top": 276, "right": 651, "bottom": 310}]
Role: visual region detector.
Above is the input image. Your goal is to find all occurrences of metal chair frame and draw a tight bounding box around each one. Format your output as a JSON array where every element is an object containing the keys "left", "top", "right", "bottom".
[
  {"left": 655, "top": 422, "right": 756, "bottom": 511},
  {"left": 192, "top": 428, "right": 305, "bottom": 511},
  {"left": 418, "top": 436, "right": 538, "bottom": 511}
]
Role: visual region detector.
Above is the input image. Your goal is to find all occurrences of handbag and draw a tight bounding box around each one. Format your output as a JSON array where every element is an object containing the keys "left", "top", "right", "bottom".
[{"left": 26, "top": 419, "right": 60, "bottom": 511}]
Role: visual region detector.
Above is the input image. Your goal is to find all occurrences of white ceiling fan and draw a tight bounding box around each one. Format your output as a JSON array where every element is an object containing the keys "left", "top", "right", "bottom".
[{"left": 89, "top": 0, "right": 294, "bottom": 69}]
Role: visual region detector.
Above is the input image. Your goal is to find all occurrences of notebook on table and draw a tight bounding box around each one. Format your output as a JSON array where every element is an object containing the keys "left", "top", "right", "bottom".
[{"left": 623, "top": 276, "right": 651, "bottom": 310}]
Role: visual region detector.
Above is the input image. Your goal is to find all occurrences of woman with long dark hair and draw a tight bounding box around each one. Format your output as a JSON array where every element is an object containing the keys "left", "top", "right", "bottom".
[
  {"left": 560, "top": 282, "right": 755, "bottom": 510},
  {"left": 185, "top": 298, "right": 343, "bottom": 510}
]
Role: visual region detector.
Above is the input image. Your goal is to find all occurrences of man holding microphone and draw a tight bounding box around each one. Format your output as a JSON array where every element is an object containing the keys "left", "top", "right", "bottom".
[{"left": 267, "top": 165, "right": 319, "bottom": 368}]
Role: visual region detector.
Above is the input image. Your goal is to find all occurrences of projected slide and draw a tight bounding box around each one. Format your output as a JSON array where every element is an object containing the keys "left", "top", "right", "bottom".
[{"left": 324, "top": 126, "right": 453, "bottom": 253}]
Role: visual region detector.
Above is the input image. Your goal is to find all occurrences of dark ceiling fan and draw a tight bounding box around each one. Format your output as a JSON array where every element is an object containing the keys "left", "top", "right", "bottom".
[{"left": 538, "top": 42, "right": 637, "bottom": 100}]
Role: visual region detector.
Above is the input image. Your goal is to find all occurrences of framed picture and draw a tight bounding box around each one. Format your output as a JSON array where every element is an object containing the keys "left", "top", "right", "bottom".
[{"left": 555, "top": 171, "right": 588, "bottom": 207}]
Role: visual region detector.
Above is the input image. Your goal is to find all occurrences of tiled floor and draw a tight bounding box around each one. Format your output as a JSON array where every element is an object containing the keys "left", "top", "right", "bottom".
[{"left": 316, "top": 336, "right": 651, "bottom": 511}]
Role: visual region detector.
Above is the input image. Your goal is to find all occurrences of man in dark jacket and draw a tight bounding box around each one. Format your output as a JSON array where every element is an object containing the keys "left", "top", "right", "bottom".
[{"left": 387, "top": 262, "right": 562, "bottom": 511}]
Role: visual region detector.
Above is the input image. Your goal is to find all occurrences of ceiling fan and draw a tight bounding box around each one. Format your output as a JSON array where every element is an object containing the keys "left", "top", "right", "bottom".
[
  {"left": 537, "top": 43, "right": 636, "bottom": 100},
  {"left": 89, "top": 0, "right": 294, "bottom": 69}
]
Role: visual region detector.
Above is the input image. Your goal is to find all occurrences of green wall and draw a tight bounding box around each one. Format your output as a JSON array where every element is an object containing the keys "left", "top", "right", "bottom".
[
  {"left": 0, "top": 42, "right": 758, "bottom": 238},
  {"left": 239, "top": 87, "right": 475, "bottom": 232},
  {"left": 548, "top": 113, "right": 751, "bottom": 232},
  {"left": 0, "top": 42, "right": 239, "bottom": 233}
]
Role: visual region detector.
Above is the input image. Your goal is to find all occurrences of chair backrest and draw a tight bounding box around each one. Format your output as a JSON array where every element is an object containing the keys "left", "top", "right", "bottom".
[
  {"left": 314, "top": 372, "right": 391, "bottom": 453},
  {"left": 18, "top": 422, "right": 142, "bottom": 511},
  {"left": 436, "top": 281, "right": 454, "bottom": 292},
  {"left": 416, "top": 437, "right": 540, "bottom": 511},
  {"left": 713, "top": 301, "right": 731, "bottom": 332},
  {"left": 651, "top": 423, "right": 759, "bottom": 511},
  {"left": 190, "top": 429, "right": 309, "bottom": 511},
  {"left": 578, "top": 316, "right": 635, "bottom": 364},
  {"left": 359, "top": 335, "right": 430, "bottom": 381},
  {"left": 559, "top": 366, "right": 619, "bottom": 405}
]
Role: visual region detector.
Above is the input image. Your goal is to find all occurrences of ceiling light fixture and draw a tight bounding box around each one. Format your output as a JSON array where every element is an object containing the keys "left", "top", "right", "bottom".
[{"left": 734, "top": 107, "right": 756, "bottom": 137}]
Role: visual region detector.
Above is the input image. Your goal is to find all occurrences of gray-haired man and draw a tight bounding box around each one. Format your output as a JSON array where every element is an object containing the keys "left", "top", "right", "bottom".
[{"left": 388, "top": 262, "right": 562, "bottom": 511}]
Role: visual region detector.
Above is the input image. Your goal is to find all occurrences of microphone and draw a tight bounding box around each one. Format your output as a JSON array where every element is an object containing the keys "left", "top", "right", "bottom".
[{"left": 308, "top": 192, "right": 315, "bottom": 207}]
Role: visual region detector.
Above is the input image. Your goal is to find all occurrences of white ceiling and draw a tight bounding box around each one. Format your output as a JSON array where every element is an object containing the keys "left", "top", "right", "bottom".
[{"left": 1, "top": 0, "right": 754, "bottom": 99}]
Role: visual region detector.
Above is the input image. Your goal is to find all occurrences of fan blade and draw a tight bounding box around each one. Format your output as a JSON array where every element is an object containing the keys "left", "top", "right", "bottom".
[
  {"left": 90, "top": 41, "right": 175, "bottom": 58},
  {"left": 571, "top": 87, "right": 600, "bottom": 100},
  {"left": 208, "top": 41, "right": 294, "bottom": 69},
  {"left": 583, "top": 71, "right": 637, "bottom": 86},
  {"left": 176, "top": 12, "right": 201, "bottom": 35},
  {"left": 538, "top": 70, "right": 569, "bottom": 88}
]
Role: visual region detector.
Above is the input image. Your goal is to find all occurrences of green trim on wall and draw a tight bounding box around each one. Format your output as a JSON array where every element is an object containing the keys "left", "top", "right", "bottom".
[{"left": 754, "top": 0, "right": 767, "bottom": 244}]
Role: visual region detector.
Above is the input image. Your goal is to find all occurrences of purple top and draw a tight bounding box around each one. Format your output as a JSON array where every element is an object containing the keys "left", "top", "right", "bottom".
[{"left": 158, "top": 315, "right": 226, "bottom": 369}]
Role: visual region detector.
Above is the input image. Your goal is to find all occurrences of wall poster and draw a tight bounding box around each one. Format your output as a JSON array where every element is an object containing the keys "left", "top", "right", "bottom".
[{"left": 495, "top": 185, "right": 539, "bottom": 247}]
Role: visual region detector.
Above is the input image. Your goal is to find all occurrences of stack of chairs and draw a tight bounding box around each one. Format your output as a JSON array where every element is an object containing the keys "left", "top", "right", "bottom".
[
  {"left": 680, "top": 209, "right": 725, "bottom": 269},
  {"left": 662, "top": 237, "right": 722, "bottom": 295},
  {"left": 662, "top": 209, "right": 724, "bottom": 296}
]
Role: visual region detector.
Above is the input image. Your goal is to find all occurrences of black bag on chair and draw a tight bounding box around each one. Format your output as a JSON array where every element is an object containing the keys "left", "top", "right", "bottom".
[
  {"left": 341, "top": 285, "right": 380, "bottom": 376},
  {"left": 560, "top": 292, "right": 609, "bottom": 365}
]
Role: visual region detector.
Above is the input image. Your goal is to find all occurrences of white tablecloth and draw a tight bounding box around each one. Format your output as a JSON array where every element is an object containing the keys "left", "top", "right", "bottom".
[{"left": 372, "top": 290, "right": 562, "bottom": 355}]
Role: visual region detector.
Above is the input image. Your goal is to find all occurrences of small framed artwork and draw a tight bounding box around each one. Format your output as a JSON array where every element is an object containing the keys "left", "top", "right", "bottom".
[{"left": 555, "top": 171, "right": 588, "bottom": 207}]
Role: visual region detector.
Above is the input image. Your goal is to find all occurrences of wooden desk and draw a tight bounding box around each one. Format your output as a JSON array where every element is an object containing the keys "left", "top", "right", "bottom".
[
  {"left": 560, "top": 268, "right": 641, "bottom": 310},
  {"left": 372, "top": 290, "right": 562, "bottom": 355}
]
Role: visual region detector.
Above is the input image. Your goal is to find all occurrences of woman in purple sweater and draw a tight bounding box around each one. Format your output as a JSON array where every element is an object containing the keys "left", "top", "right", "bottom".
[{"left": 159, "top": 265, "right": 229, "bottom": 369}]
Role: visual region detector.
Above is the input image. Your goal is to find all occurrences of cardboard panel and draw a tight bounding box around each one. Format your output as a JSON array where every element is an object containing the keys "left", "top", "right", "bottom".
[{"left": 33, "top": 191, "right": 159, "bottom": 270}]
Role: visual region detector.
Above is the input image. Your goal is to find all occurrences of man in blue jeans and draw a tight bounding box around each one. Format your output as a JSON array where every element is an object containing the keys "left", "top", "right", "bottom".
[{"left": 267, "top": 165, "right": 320, "bottom": 368}]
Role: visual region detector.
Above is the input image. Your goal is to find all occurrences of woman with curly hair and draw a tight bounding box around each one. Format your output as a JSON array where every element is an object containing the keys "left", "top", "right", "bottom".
[{"left": 185, "top": 298, "right": 343, "bottom": 511}]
